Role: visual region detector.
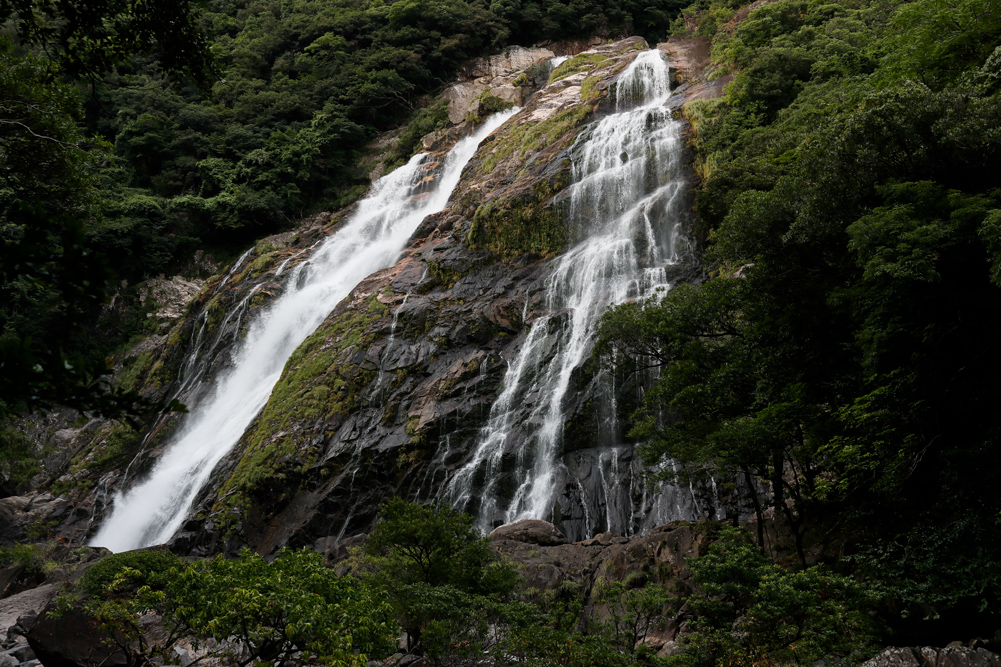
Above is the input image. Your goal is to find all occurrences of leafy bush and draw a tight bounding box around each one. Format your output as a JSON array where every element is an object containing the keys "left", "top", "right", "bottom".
[
  {"left": 357, "top": 499, "right": 518, "bottom": 654},
  {"left": 174, "top": 548, "right": 396, "bottom": 667},
  {"left": 78, "top": 548, "right": 184, "bottom": 598},
  {"left": 672, "top": 527, "right": 880, "bottom": 667}
]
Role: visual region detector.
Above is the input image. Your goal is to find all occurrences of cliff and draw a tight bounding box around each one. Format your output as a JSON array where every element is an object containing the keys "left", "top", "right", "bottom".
[{"left": 1, "top": 34, "right": 722, "bottom": 556}]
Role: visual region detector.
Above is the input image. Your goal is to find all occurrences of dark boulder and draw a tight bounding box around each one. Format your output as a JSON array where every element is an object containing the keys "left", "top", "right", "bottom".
[{"left": 26, "top": 605, "right": 127, "bottom": 667}]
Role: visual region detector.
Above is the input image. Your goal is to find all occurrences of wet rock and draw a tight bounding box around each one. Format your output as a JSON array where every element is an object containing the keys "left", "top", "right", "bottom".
[
  {"left": 862, "top": 647, "right": 1001, "bottom": 667},
  {"left": 489, "top": 519, "right": 568, "bottom": 546},
  {"left": 0, "top": 653, "right": 15, "bottom": 667}
]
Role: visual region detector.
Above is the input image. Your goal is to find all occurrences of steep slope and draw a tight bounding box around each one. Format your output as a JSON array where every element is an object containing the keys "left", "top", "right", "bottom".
[
  {"left": 3, "top": 35, "right": 723, "bottom": 555},
  {"left": 169, "top": 37, "right": 708, "bottom": 555}
]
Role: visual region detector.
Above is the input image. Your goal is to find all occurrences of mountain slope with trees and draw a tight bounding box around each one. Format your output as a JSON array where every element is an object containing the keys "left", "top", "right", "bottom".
[{"left": 598, "top": 0, "right": 1001, "bottom": 647}]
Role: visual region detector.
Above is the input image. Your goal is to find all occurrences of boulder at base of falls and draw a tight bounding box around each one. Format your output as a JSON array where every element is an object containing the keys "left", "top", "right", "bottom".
[
  {"left": 489, "top": 519, "right": 569, "bottom": 546},
  {"left": 26, "top": 604, "right": 127, "bottom": 667},
  {"left": 862, "top": 647, "right": 1001, "bottom": 667}
]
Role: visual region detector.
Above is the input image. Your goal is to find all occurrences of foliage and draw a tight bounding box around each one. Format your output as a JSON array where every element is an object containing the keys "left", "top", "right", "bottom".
[
  {"left": 72, "top": 549, "right": 190, "bottom": 667},
  {"left": 851, "top": 517, "right": 1001, "bottom": 624},
  {"left": 174, "top": 548, "right": 396, "bottom": 667},
  {"left": 0, "top": 0, "right": 212, "bottom": 80},
  {"left": 73, "top": 547, "right": 396, "bottom": 667},
  {"left": 595, "top": 579, "right": 679, "bottom": 654},
  {"left": 0, "top": 543, "right": 56, "bottom": 576},
  {"left": 496, "top": 582, "right": 637, "bottom": 667},
  {"left": 600, "top": 0, "right": 1001, "bottom": 644},
  {"left": 0, "top": 423, "right": 40, "bottom": 494},
  {"left": 672, "top": 527, "right": 879, "bottom": 667},
  {"left": 357, "top": 499, "right": 518, "bottom": 653}
]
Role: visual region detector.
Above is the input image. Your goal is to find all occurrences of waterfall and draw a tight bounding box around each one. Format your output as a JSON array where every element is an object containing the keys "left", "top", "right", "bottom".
[
  {"left": 445, "top": 50, "right": 696, "bottom": 539},
  {"left": 91, "top": 109, "right": 519, "bottom": 552}
]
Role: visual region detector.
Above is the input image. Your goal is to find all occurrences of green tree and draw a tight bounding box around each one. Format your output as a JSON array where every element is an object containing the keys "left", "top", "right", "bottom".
[
  {"left": 357, "top": 499, "right": 518, "bottom": 653},
  {"left": 595, "top": 579, "right": 678, "bottom": 655},
  {"left": 173, "top": 548, "right": 396, "bottom": 667},
  {"left": 675, "top": 527, "right": 879, "bottom": 667}
]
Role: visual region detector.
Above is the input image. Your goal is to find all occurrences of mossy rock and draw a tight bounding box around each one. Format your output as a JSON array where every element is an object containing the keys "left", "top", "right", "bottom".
[
  {"left": 466, "top": 175, "right": 571, "bottom": 258},
  {"left": 210, "top": 293, "right": 389, "bottom": 523}
]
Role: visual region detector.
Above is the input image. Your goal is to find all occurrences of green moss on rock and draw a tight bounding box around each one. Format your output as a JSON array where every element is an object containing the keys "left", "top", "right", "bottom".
[
  {"left": 549, "top": 53, "right": 610, "bottom": 83},
  {"left": 478, "top": 104, "right": 594, "bottom": 176},
  {"left": 210, "top": 294, "right": 389, "bottom": 519},
  {"left": 467, "top": 176, "right": 570, "bottom": 258}
]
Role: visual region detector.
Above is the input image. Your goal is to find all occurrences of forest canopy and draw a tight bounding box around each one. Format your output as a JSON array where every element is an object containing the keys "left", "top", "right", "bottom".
[{"left": 598, "top": 0, "right": 1001, "bottom": 644}]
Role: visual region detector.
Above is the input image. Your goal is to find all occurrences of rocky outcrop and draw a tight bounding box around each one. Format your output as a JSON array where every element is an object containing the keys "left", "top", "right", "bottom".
[
  {"left": 26, "top": 607, "right": 127, "bottom": 667},
  {"left": 443, "top": 46, "right": 560, "bottom": 124},
  {"left": 658, "top": 36, "right": 733, "bottom": 109},
  {"left": 863, "top": 647, "right": 1001, "bottom": 667}
]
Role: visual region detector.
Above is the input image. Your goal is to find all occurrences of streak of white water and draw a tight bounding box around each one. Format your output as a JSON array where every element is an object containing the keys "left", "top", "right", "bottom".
[
  {"left": 445, "top": 50, "right": 685, "bottom": 536},
  {"left": 91, "top": 108, "right": 519, "bottom": 552}
]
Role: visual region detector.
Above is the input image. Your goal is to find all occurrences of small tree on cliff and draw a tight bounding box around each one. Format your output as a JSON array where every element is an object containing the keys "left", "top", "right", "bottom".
[{"left": 357, "top": 499, "right": 518, "bottom": 654}]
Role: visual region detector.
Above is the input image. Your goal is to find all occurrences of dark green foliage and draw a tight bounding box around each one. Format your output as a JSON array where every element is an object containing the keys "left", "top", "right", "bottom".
[
  {"left": 385, "top": 102, "right": 451, "bottom": 171},
  {"left": 672, "top": 527, "right": 879, "bottom": 667},
  {"left": 358, "top": 499, "right": 518, "bottom": 653},
  {"left": 601, "top": 0, "right": 1001, "bottom": 647},
  {"left": 82, "top": 0, "right": 688, "bottom": 260},
  {"left": 595, "top": 580, "right": 679, "bottom": 655},
  {"left": 0, "top": 0, "right": 212, "bottom": 80},
  {"left": 0, "top": 425, "right": 40, "bottom": 495}
]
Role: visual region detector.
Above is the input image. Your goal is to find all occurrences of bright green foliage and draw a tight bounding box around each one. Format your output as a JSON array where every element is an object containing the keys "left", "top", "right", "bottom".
[
  {"left": 174, "top": 548, "right": 395, "bottom": 667},
  {"left": 358, "top": 499, "right": 518, "bottom": 653},
  {"left": 362, "top": 498, "right": 515, "bottom": 591},
  {"left": 72, "top": 548, "right": 396, "bottom": 667},
  {"left": 673, "top": 527, "right": 879, "bottom": 667}
]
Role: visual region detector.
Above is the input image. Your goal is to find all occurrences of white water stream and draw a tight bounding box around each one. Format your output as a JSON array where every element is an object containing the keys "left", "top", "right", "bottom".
[
  {"left": 445, "top": 50, "right": 690, "bottom": 536},
  {"left": 92, "top": 109, "right": 518, "bottom": 552}
]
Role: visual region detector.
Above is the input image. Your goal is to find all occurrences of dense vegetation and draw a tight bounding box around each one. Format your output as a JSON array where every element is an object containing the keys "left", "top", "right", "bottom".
[
  {"left": 50, "top": 504, "right": 881, "bottom": 667},
  {"left": 598, "top": 0, "right": 1001, "bottom": 650}
]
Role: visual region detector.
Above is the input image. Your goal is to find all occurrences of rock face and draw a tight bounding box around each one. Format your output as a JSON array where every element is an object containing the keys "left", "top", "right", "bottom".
[
  {"left": 862, "top": 647, "right": 1001, "bottom": 667},
  {"left": 8, "top": 35, "right": 727, "bottom": 557},
  {"left": 443, "top": 46, "right": 558, "bottom": 124},
  {"left": 161, "top": 35, "right": 702, "bottom": 557}
]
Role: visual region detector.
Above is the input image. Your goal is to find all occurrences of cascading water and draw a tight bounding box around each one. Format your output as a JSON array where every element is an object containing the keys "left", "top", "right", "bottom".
[
  {"left": 91, "top": 109, "right": 519, "bottom": 552},
  {"left": 445, "top": 50, "right": 700, "bottom": 539}
]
